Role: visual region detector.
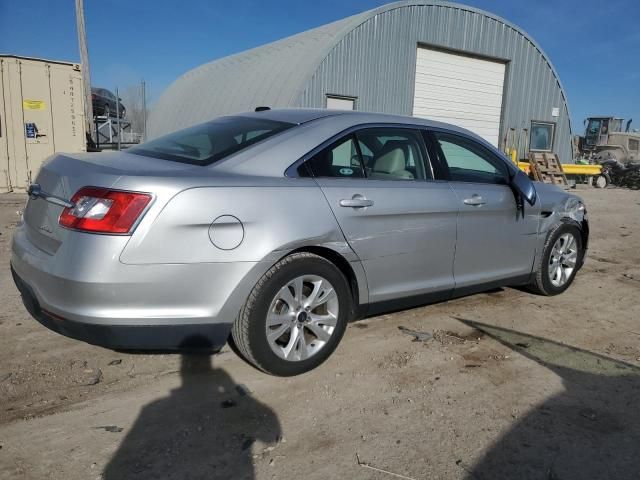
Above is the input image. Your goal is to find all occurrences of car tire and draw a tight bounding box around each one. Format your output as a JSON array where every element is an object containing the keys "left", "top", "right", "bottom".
[
  {"left": 528, "top": 223, "right": 583, "bottom": 296},
  {"left": 594, "top": 174, "right": 608, "bottom": 188},
  {"left": 231, "top": 252, "right": 351, "bottom": 376}
]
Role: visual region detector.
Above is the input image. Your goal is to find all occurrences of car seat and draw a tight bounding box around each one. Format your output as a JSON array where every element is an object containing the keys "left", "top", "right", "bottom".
[{"left": 370, "top": 141, "right": 414, "bottom": 180}]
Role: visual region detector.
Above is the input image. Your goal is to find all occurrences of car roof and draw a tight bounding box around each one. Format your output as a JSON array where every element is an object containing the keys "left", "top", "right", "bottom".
[
  {"left": 236, "top": 108, "right": 340, "bottom": 124},
  {"left": 236, "top": 108, "right": 495, "bottom": 151},
  {"left": 238, "top": 108, "right": 469, "bottom": 132},
  {"left": 213, "top": 108, "right": 513, "bottom": 177}
]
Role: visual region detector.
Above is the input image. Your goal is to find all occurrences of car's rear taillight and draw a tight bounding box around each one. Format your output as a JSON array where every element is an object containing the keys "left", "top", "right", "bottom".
[{"left": 59, "top": 187, "right": 151, "bottom": 234}]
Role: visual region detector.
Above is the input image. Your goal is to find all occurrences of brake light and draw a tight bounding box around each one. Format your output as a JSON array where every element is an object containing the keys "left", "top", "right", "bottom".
[{"left": 59, "top": 187, "right": 151, "bottom": 234}]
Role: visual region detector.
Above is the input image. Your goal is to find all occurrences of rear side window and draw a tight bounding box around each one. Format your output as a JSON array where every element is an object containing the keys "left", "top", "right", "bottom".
[
  {"left": 129, "top": 117, "right": 294, "bottom": 165},
  {"left": 356, "top": 128, "right": 430, "bottom": 180},
  {"left": 303, "top": 135, "right": 366, "bottom": 178},
  {"left": 301, "top": 127, "right": 431, "bottom": 180}
]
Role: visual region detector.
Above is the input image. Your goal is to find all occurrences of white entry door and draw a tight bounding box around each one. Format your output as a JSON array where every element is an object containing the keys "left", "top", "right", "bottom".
[{"left": 413, "top": 47, "right": 506, "bottom": 147}]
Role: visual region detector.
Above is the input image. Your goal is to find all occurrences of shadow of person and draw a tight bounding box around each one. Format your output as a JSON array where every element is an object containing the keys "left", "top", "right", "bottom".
[
  {"left": 456, "top": 319, "right": 640, "bottom": 480},
  {"left": 103, "top": 337, "right": 281, "bottom": 480}
]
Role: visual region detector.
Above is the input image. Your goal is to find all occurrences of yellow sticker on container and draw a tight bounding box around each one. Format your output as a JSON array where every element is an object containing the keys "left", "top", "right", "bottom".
[{"left": 23, "top": 99, "right": 46, "bottom": 110}]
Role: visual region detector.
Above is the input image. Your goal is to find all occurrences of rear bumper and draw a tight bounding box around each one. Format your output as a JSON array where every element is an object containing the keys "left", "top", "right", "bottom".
[
  {"left": 10, "top": 223, "right": 268, "bottom": 351},
  {"left": 11, "top": 266, "right": 232, "bottom": 350}
]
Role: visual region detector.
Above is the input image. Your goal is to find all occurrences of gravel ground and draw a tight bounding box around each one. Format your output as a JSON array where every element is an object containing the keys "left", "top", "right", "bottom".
[{"left": 0, "top": 187, "right": 639, "bottom": 480}]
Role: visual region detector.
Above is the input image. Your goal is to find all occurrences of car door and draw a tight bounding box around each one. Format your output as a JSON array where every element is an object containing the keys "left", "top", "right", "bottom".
[
  {"left": 299, "top": 127, "right": 459, "bottom": 303},
  {"left": 426, "top": 130, "right": 539, "bottom": 290}
]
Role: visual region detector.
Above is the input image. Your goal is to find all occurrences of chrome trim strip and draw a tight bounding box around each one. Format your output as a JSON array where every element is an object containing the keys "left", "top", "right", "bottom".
[{"left": 27, "top": 183, "right": 75, "bottom": 209}]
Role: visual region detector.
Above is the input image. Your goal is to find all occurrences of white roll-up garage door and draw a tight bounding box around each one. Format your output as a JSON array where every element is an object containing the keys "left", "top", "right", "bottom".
[{"left": 412, "top": 47, "right": 506, "bottom": 147}]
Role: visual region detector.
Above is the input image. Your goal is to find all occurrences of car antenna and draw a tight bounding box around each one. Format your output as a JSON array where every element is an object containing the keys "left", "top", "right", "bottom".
[{"left": 255, "top": 106, "right": 271, "bottom": 112}]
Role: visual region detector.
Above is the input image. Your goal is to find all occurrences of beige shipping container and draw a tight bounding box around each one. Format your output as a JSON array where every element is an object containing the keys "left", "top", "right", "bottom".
[{"left": 0, "top": 55, "right": 86, "bottom": 192}]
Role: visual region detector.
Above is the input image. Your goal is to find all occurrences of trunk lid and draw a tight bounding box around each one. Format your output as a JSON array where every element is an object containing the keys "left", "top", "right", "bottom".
[{"left": 22, "top": 151, "right": 194, "bottom": 254}]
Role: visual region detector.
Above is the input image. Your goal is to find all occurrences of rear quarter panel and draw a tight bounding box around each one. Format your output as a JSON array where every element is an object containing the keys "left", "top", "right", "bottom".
[{"left": 120, "top": 179, "right": 356, "bottom": 265}]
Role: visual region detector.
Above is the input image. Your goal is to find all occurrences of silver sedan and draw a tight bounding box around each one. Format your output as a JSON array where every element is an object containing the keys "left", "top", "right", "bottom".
[{"left": 11, "top": 109, "right": 588, "bottom": 376}]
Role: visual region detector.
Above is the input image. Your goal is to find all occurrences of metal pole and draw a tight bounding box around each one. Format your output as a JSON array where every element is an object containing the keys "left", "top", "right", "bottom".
[
  {"left": 75, "top": 0, "right": 95, "bottom": 141},
  {"left": 95, "top": 117, "right": 99, "bottom": 149},
  {"left": 115, "top": 87, "right": 121, "bottom": 151},
  {"left": 141, "top": 80, "right": 147, "bottom": 141}
]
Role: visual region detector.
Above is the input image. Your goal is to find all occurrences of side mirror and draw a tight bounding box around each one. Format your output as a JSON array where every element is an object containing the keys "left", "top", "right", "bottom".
[{"left": 511, "top": 169, "right": 537, "bottom": 206}]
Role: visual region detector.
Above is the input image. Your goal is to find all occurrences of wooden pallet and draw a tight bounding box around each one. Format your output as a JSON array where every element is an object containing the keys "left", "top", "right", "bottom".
[{"left": 527, "top": 152, "right": 568, "bottom": 186}]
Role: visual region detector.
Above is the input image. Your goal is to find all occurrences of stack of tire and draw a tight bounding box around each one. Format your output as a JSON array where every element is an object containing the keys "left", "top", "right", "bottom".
[{"left": 597, "top": 158, "right": 640, "bottom": 190}]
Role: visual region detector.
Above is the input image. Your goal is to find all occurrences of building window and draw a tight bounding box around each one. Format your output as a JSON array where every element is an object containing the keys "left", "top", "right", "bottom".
[
  {"left": 530, "top": 121, "right": 555, "bottom": 152},
  {"left": 326, "top": 95, "right": 356, "bottom": 110}
]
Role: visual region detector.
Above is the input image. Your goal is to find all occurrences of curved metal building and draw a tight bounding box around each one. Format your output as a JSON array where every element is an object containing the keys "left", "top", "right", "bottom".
[{"left": 149, "top": 1, "right": 573, "bottom": 162}]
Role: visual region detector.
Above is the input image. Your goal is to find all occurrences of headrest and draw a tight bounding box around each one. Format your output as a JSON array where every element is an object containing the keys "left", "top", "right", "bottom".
[{"left": 373, "top": 147, "right": 406, "bottom": 173}]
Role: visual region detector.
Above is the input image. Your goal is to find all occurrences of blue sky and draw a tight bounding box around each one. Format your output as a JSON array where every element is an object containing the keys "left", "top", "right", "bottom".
[{"left": 1, "top": 0, "right": 638, "bottom": 130}]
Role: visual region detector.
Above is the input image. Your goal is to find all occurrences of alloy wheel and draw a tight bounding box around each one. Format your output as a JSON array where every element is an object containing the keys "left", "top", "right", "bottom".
[
  {"left": 548, "top": 233, "right": 578, "bottom": 287},
  {"left": 265, "top": 275, "right": 339, "bottom": 361}
]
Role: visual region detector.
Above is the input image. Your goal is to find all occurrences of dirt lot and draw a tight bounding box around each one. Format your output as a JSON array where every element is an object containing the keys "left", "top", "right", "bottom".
[{"left": 1, "top": 188, "right": 639, "bottom": 480}]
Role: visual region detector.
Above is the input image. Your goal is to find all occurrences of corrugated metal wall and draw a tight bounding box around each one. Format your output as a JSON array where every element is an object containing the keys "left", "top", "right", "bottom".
[
  {"left": 149, "top": 1, "right": 573, "bottom": 162},
  {"left": 299, "top": 3, "right": 573, "bottom": 162},
  {"left": 146, "top": 12, "right": 370, "bottom": 139}
]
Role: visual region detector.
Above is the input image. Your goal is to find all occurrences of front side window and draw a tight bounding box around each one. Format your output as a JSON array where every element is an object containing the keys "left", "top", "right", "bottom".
[
  {"left": 586, "top": 119, "right": 601, "bottom": 135},
  {"left": 433, "top": 132, "right": 509, "bottom": 185},
  {"left": 585, "top": 118, "right": 602, "bottom": 146},
  {"left": 610, "top": 119, "right": 623, "bottom": 133},
  {"left": 129, "top": 116, "right": 293, "bottom": 165}
]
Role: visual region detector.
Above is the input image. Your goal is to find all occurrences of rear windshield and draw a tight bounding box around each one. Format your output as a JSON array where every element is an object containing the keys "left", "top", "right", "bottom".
[{"left": 128, "top": 116, "right": 294, "bottom": 165}]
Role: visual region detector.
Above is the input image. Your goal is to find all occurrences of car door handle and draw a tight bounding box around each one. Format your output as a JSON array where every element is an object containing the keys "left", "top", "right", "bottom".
[
  {"left": 339, "top": 197, "right": 374, "bottom": 208},
  {"left": 463, "top": 195, "right": 486, "bottom": 206}
]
